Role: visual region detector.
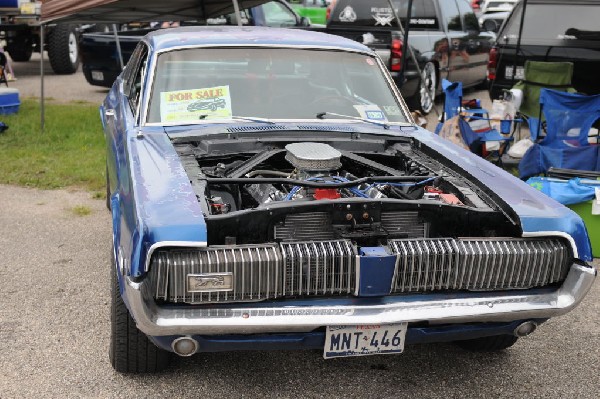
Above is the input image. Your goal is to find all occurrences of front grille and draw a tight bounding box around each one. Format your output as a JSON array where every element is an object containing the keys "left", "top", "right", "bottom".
[
  {"left": 380, "top": 211, "right": 426, "bottom": 238},
  {"left": 281, "top": 240, "right": 357, "bottom": 296},
  {"left": 150, "top": 244, "right": 282, "bottom": 303},
  {"left": 149, "top": 240, "right": 357, "bottom": 304},
  {"left": 275, "top": 211, "right": 427, "bottom": 241},
  {"left": 388, "top": 238, "right": 571, "bottom": 292},
  {"left": 148, "top": 237, "right": 572, "bottom": 304},
  {"left": 274, "top": 212, "right": 335, "bottom": 241}
]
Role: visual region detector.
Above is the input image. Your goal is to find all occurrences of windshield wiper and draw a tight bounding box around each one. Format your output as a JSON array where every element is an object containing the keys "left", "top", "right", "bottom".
[
  {"left": 316, "top": 111, "right": 390, "bottom": 129},
  {"left": 198, "top": 114, "right": 276, "bottom": 124}
]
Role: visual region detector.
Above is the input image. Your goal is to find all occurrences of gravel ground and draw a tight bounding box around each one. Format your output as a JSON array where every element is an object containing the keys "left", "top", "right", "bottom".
[
  {"left": 0, "top": 184, "right": 598, "bottom": 398},
  {"left": 0, "top": 50, "right": 596, "bottom": 398}
]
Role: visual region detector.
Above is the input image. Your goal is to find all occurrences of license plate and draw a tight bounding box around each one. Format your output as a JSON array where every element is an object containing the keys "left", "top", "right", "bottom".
[
  {"left": 323, "top": 323, "right": 407, "bottom": 359},
  {"left": 92, "top": 71, "right": 104, "bottom": 81},
  {"left": 504, "top": 65, "right": 524, "bottom": 80}
]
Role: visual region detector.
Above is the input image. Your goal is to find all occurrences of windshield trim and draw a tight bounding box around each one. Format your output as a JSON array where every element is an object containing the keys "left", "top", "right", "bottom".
[
  {"left": 141, "top": 44, "right": 412, "bottom": 128},
  {"left": 147, "top": 118, "right": 414, "bottom": 128}
]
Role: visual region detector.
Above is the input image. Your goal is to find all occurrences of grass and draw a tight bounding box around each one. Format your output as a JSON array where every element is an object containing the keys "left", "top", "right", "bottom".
[
  {"left": 70, "top": 205, "right": 92, "bottom": 216},
  {"left": 0, "top": 99, "right": 105, "bottom": 191}
]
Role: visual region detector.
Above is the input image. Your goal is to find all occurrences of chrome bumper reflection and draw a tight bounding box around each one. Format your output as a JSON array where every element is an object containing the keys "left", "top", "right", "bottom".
[{"left": 123, "top": 263, "right": 596, "bottom": 337}]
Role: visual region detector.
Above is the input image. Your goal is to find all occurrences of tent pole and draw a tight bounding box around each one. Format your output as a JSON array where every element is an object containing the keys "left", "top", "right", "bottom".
[
  {"left": 386, "top": 0, "right": 439, "bottom": 116},
  {"left": 400, "top": 0, "right": 413, "bottom": 84},
  {"left": 113, "top": 24, "right": 124, "bottom": 70},
  {"left": 232, "top": 0, "right": 242, "bottom": 26},
  {"left": 40, "top": 23, "right": 45, "bottom": 132}
]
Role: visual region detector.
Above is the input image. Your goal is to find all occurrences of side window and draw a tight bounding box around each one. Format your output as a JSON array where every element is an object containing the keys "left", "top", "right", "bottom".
[
  {"left": 122, "top": 44, "right": 143, "bottom": 93},
  {"left": 456, "top": 0, "right": 479, "bottom": 32},
  {"left": 439, "top": 0, "right": 462, "bottom": 31},
  {"left": 128, "top": 45, "right": 149, "bottom": 113},
  {"left": 260, "top": 1, "right": 298, "bottom": 27}
]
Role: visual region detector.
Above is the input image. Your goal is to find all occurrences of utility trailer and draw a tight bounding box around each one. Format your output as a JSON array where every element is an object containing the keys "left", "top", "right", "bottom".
[{"left": 0, "top": 0, "right": 87, "bottom": 74}]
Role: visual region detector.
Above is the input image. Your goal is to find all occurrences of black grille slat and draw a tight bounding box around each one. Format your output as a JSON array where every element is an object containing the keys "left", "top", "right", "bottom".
[
  {"left": 389, "top": 238, "right": 572, "bottom": 292},
  {"left": 380, "top": 211, "right": 426, "bottom": 238},
  {"left": 295, "top": 125, "right": 357, "bottom": 132},
  {"left": 226, "top": 125, "right": 288, "bottom": 132}
]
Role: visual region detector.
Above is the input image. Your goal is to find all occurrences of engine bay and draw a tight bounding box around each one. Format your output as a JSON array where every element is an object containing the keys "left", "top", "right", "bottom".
[{"left": 174, "top": 136, "right": 520, "bottom": 245}]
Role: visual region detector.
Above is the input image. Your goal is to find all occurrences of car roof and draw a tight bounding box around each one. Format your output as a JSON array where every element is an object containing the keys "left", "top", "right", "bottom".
[{"left": 145, "top": 26, "right": 372, "bottom": 54}]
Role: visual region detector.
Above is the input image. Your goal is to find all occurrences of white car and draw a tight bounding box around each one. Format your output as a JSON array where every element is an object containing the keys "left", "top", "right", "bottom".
[
  {"left": 478, "top": 0, "right": 517, "bottom": 32},
  {"left": 479, "top": 10, "right": 510, "bottom": 32},
  {"left": 480, "top": 0, "right": 518, "bottom": 14}
]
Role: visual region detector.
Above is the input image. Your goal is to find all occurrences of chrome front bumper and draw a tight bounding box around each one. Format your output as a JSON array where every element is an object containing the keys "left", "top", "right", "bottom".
[{"left": 123, "top": 263, "right": 596, "bottom": 337}]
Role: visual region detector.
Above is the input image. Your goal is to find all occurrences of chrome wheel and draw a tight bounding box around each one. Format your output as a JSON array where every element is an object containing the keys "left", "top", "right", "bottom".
[
  {"left": 419, "top": 62, "right": 437, "bottom": 114},
  {"left": 68, "top": 32, "right": 78, "bottom": 64}
]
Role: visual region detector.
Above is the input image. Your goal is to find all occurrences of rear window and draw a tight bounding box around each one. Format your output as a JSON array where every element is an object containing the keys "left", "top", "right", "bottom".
[
  {"left": 329, "top": 0, "right": 438, "bottom": 30},
  {"left": 502, "top": 3, "right": 600, "bottom": 44}
]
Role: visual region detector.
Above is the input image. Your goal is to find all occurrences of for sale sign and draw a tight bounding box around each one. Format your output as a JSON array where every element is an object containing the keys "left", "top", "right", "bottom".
[{"left": 160, "top": 85, "right": 232, "bottom": 123}]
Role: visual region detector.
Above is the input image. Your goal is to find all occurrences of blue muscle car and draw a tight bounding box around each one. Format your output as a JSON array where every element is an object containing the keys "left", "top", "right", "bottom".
[{"left": 101, "top": 26, "right": 596, "bottom": 373}]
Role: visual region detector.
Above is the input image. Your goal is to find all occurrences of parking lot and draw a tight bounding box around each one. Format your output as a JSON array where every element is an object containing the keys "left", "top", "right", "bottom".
[{"left": 0, "top": 57, "right": 598, "bottom": 398}]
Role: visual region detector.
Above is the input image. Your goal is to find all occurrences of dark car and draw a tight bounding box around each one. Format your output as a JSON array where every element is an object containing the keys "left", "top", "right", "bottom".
[
  {"left": 488, "top": 0, "right": 600, "bottom": 100},
  {"left": 319, "top": 0, "right": 495, "bottom": 114}
]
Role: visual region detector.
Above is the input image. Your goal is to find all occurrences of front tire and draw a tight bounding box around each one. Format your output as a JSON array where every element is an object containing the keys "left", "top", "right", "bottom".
[
  {"left": 47, "top": 24, "right": 80, "bottom": 74},
  {"left": 410, "top": 62, "right": 437, "bottom": 115},
  {"left": 110, "top": 261, "right": 172, "bottom": 373},
  {"left": 454, "top": 334, "right": 519, "bottom": 352}
]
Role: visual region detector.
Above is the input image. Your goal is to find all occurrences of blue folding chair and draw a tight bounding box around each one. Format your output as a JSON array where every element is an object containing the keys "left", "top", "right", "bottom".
[
  {"left": 435, "top": 80, "right": 515, "bottom": 164},
  {"left": 519, "top": 89, "right": 600, "bottom": 179}
]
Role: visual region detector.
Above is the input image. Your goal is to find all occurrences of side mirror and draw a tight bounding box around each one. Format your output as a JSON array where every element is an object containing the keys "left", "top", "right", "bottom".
[{"left": 300, "top": 16, "right": 311, "bottom": 27}]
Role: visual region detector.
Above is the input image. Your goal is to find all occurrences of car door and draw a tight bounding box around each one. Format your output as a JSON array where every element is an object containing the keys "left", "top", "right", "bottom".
[
  {"left": 115, "top": 42, "right": 151, "bottom": 271},
  {"left": 104, "top": 43, "right": 144, "bottom": 205},
  {"left": 438, "top": 0, "right": 469, "bottom": 84},
  {"left": 455, "top": 0, "right": 490, "bottom": 86}
]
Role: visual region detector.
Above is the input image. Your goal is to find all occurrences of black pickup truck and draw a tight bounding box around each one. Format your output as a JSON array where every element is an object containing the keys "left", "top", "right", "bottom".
[
  {"left": 321, "top": 0, "right": 495, "bottom": 113},
  {"left": 487, "top": 0, "right": 600, "bottom": 100}
]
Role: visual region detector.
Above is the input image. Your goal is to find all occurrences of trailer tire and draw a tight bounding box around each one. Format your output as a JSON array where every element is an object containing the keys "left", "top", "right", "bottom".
[
  {"left": 48, "top": 24, "right": 80, "bottom": 74},
  {"left": 6, "top": 40, "right": 33, "bottom": 62}
]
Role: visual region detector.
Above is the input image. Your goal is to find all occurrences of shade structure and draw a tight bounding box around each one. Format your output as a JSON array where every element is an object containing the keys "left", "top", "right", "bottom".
[{"left": 41, "top": 0, "right": 270, "bottom": 23}]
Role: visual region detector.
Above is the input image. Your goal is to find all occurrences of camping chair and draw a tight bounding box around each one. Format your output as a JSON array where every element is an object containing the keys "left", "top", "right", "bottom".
[
  {"left": 511, "top": 61, "right": 576, "bottom": 141},
  {"left": 519, "top": 89, "right": 600, "bottom": 179},
  {"left": 435, "top": 79, "right": 515, "bottom": 165}
]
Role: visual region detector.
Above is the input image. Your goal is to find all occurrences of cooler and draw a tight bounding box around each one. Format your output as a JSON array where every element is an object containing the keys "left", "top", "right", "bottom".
[
  {"left": 0, "top": 88, "right": 20, "bottom": 114},
  {"left": 567, "top": 195, "right": 600, "bottom": 257}
]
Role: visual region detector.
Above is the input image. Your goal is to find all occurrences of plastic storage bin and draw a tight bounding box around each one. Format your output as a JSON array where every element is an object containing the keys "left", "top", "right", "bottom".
[
  {"left": 568, "top": 199, "right": 600, "bottom": 258},
  {"left": 0, "top": 88, "right": 20, "bottom": 114}
]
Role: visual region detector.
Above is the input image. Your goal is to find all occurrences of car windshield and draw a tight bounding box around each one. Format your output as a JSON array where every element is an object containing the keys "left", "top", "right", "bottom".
[
  {"left": 146, "top": 47, "right": 408, "bottom": 125},
  {"left": 502, "top": 3, "right": 600, "bottom": 44}
]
